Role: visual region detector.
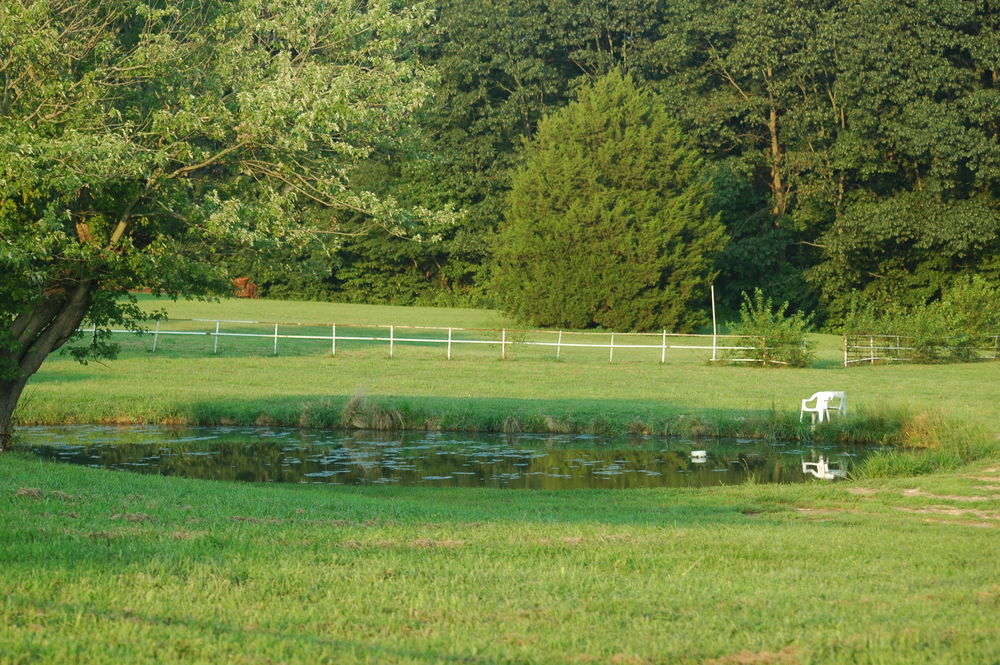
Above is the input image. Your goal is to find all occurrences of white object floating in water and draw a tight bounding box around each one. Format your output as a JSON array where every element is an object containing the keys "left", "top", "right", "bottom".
[
  {"left": 802, "top": 456, "right": 847, "bottom": 480},
  {"left": 691, "top": 450, "right": 707, "bottom": 463}
]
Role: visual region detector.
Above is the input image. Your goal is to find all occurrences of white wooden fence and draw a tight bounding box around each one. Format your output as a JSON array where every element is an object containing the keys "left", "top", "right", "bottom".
[
  {"left": 843, "top": 334, "right": 1000, "bottom": 366},
  {"left": 81, "top": 318, "right": 772, "bottom": 364}
]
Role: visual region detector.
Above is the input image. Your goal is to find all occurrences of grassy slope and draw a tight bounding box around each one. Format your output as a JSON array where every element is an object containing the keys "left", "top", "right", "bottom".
[
  {"left": 2, "top": 453, "right": 999, "bottom": 664},
  {"left": 15, "top": 297, "right": 1000, "bottom": 434}
]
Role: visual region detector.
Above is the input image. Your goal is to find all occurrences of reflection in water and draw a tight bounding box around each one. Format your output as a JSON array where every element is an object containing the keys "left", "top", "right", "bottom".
[{"left": 16, "top": 426, "right": 876, "bottom": 490}]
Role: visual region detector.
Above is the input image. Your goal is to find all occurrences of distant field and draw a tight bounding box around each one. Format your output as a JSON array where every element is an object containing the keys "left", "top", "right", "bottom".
[{"left": 14, "top": 296, "right": 1000, "bottom": 435}]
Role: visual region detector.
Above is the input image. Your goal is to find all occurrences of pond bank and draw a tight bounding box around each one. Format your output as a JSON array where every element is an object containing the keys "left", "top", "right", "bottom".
[{"left": 15, "top": 396, "right": 996, "bottom": 479}]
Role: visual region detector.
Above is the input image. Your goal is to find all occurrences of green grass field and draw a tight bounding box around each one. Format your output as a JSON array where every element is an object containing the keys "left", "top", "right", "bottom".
[
  {"left": 4, "top": 296, "right": 999, "bottom": 664},
  {"left": 15, "top": 296, "right": 1000, "bottom": 437}
]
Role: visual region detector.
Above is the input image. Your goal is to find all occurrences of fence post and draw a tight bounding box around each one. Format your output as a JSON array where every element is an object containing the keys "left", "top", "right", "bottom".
[
  {"left": 843, "top": 336, "right": 848, "bottom": 367},
  {"left": 609, "top": 333, "right": 615, "bottom": 363},
  {"left": 557, "top": 331, "right": 562, "bottom": 360},
  {"left": 501, "top": 329, "right": 507, "bottom": 360},
  {"left": 390, "top": 325, "right": 395, "bottom": 359},
  {"left": 152, "top": 320, "right": 160, "bottom": 353},
  {"left": 661, "top": 330, "right": 666, "bottom": 365},
  {"left": 213, "top": 320, "right": 220, "bottom": 354},
  {"left": 869, "top": 336, "right": 875, "bottom": 364},
  {"left": 331, "top": 324, "right": 336, "bottom": 356},
  {"left": 447, "top": 327, "right": 453, "bottom": 360},
  {"left": 761, "top": 336, "right": 768, "bottom": 365},
  {"left": 994, "top": 334, "right": 998, "bottom": 360},
  {"left": 273, "top": 323, "right": 279, "bottom": 355}
]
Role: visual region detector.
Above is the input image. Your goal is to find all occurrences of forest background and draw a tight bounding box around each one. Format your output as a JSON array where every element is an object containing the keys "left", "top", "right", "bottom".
[{"left": 229, "top": 0, "right": 1000, "bottom": 329}]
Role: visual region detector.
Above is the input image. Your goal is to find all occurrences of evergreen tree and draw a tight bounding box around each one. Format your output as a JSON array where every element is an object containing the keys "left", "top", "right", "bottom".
[{"left": 493, "top": 72, "right": 727, "bottom": 331}]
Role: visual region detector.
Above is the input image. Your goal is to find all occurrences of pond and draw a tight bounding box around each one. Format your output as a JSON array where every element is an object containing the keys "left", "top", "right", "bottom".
[{"left": 16, "top": 425, "right": 879, "bottom": 489}]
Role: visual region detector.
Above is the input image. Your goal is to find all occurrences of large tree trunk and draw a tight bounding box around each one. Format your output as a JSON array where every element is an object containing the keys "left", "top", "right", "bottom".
[
  {"left": 0, "top": 279, "right": 94, "bottom": 450},
  {"left": 0, "top": 377, "right": 30, "bottom": 450}
]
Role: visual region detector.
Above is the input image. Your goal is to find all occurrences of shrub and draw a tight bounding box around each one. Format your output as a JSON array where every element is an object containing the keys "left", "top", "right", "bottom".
[
  {"left": 842, "top": 276, "right": 1000, "bottom": 363},
  {"left": 725, "top": 289, "right": 814, "bottom": 367}
]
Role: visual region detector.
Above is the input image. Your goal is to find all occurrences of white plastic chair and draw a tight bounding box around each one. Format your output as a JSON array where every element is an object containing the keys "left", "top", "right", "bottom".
[{"left": 800, "top": 391, "right": 846, "bottom": 424}]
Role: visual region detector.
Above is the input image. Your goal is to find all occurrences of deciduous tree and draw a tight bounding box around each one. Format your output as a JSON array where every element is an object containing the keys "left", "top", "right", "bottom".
[{"left": 0, "top": 0, "right": 446, "bottom": 448}]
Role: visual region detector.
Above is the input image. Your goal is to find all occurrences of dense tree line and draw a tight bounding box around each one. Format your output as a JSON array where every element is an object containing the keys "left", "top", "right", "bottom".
[{"left": 251, "top": 0, "right": 998, "bottom": 327}]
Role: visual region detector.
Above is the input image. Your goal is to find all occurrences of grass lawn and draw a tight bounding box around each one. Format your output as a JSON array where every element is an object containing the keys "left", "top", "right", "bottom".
[
  {"left": 5, "top": 296, "right": 999, "bottom": 664},
  {"left": 2, "top": 452, "right": 999, "bottom": 664}
]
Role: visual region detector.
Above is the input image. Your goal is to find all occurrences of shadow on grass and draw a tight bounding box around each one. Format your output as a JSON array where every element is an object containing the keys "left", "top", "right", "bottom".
[{"left": 3, "top": 591, "right": 500, "bottom": 665}]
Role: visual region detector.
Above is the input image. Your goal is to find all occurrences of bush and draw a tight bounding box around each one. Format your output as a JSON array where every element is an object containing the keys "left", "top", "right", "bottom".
[
  {"left": 842, "top": 276, "right": 1000, "bottom": 363},
  {"left": 725, "top": 289, "right": 814, "bottom": 367}
]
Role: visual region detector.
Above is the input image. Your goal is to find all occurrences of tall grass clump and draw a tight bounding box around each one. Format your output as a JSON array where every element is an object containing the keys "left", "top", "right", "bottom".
[
  {"left": 854, "top": 410, "right": 996, "bottom": 478},
  {"left": 723, "top": 289, "right": 815, "bottom": 367},
  {"left": 340, "top": 393, "right": 404, "bottom": 430}
]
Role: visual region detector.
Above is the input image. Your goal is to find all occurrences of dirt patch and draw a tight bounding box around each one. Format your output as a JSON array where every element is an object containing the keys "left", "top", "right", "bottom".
[
  {"left": 111, "top": 513, "right": 153, "bottom": 523},
  {"left": 609, "top": 654, "right": 653, "bottom": 665},
  {"left": 795, "top": 507, "right": 857, "bottom": 514},
  {"left": 894, "top": 506, "right": 1000, "bottom": 520},
  {"left": 920, "top": 518, "right": 994, "bottom": 528},
  {"left": 901, "top": 489, "right": 991, "bottom": 502},
  {"left": 846, "top": 487, "right": 878, "bottom": 496},
  {"left": 410, "top": 539, "right": 466, "bottom": 549},
  {"left": 89, "top": 529, "right": 142, "bottom": 540},
  {"left": 231, "top": 515, "right": 285, "bottom": 525},
  {"left": 170, "top": 530, "right": 208, "bottom": 540},
  {"left": 598, "top": 533, "right": 636, "bottom": 543},
  {"left": 15, "top": 488, "right": 42, "bottom": 500},
  {"left": 705, "top": 646, "right": 799, "bottom": 665}
]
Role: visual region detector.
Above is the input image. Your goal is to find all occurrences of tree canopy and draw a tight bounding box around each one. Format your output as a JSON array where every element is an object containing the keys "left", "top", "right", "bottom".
[{"left": 0, "top": 0, "right": 447, "bottom": 447}]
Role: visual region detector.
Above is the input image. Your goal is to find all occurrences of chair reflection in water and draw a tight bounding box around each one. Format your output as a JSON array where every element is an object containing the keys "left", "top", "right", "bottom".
[
  {"left": 802, "top": 456, "right": 848, "bottom": 480},
  {"left": 800, "top": 391, "right": 846, "bottom": 425}
]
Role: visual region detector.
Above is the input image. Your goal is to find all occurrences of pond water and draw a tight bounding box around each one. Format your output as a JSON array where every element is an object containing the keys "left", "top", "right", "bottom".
[{"left": 16, "top": 425, "right": 878, "bottom": 489}]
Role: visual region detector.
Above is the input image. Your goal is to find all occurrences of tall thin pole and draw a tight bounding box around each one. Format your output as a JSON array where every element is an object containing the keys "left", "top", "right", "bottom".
[
  {"left": 332, "top": 324, "right": 336, "bottom": 356},
  {"left": 711, "top": 284, "right": 718, "bottom": 362},
  {"left": 273, "top": 323, "right": 279, "bottom": 355},
  {"left": 609, "top": 333, "right": 615, "bottom": 363},
  {"left": 447, "top": 327, "right": 453, "bottom": 360},
  {"left": 152, "top": 320, "right": 160, "bottom": 353},
  {"left": 557, "top": 331, "right": 562, "bottom": 360},
  {"left": 213, "top": 320, "right": 220, "bottom": 354},
  {"left": 661, "top": 330, "right": 666, "bottom": 364},
  {"left": 501, "top": 329, "right": 507, "bottom": 360}
]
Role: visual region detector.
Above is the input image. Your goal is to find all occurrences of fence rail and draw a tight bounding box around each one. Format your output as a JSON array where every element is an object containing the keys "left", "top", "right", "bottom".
[
  {"left": 843, "top": 333, "right": 1000, "bottom": 366},
  {"left": 79, "top": 318, "right": 777, "bottom": 364}
]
